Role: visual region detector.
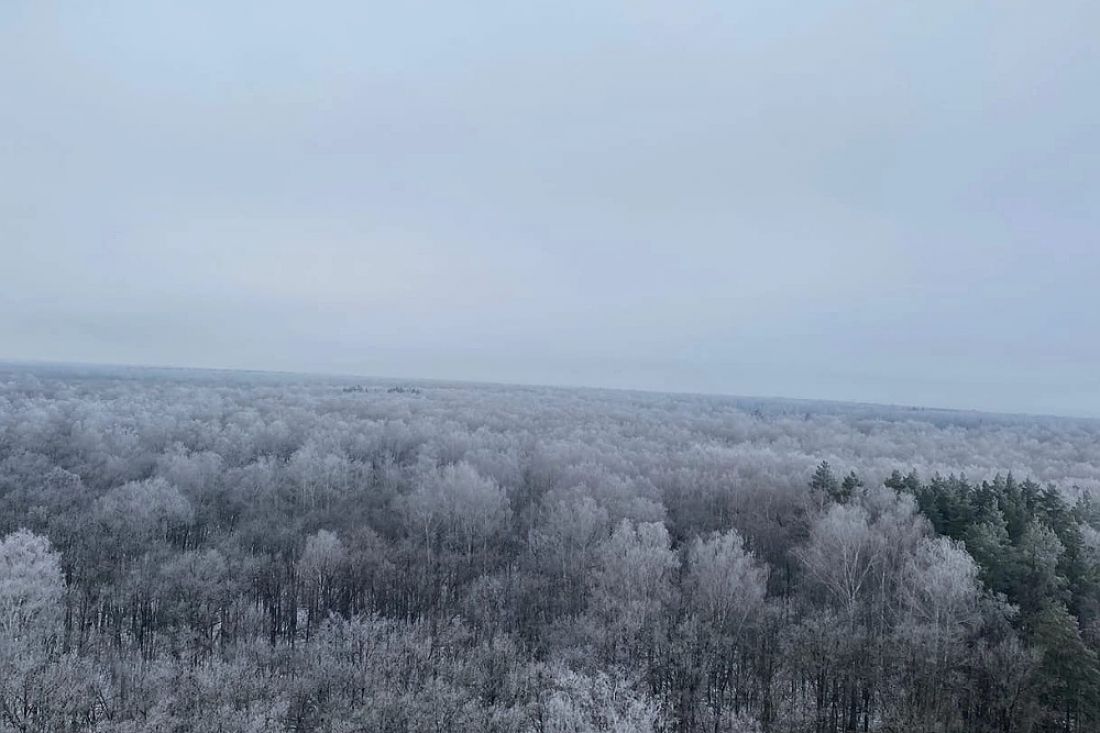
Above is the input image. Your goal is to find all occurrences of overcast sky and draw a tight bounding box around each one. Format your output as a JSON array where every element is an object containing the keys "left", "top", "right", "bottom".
[{"left": 2, "top": 2, "right": 1099, "bottom": 416}]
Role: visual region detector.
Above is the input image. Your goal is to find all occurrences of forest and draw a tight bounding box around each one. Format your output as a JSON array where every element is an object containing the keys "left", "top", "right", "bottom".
[{"left": 2, "top": 363, "right": 1100, "bottom": 733}]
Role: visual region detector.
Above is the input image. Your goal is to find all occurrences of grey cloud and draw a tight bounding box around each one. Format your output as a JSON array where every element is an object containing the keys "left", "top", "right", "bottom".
[{"left": 2, "top": 1, "right": 1099, "bottom": 416}]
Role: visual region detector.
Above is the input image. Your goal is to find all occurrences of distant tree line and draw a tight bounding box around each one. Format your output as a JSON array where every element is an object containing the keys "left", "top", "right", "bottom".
[{"left": 0, "top": 369, "right": 1098, "bottom": 732}]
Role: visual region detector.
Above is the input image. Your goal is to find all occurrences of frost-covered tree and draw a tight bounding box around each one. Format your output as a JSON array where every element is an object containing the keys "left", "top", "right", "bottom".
[
  {"left": 0, "top": 529, "right": 72, "bottom": 732},
  {"left": 0, "top": 365, "right": 1096, "bottom": 730},
  {"left": 0, "top": 529, "right": 64, "bottom": 639},
  {"left": 590, "top": 520, "right": 677, "bottom": 668}
]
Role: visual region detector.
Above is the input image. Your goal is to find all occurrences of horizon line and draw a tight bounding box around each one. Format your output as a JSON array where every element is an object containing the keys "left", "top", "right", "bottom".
[{"left": 2, "top": 354, "right": 1097, "bottom": 424}]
